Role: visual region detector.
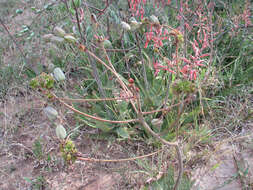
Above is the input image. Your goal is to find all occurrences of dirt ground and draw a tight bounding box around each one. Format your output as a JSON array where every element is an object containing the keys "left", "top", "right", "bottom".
[
  {"left": 0, "top": 0, "right": 253, "bottom": 190},
  {"left": 0, "top": 92, "right": 142, "bottom": 190},
  {"left": 1, "top": 92, "right": 253, "bottom": 190}
]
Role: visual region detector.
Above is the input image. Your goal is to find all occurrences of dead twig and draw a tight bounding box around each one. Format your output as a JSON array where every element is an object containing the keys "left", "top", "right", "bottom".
[
  {"left": 77, "top": 148, "right": 163, "bottom": 162},
  {"left": 53, "top": 93, "right": 138, "bottom": 124},
  {"left": 71, "top": 0, "right": 84, "bottom": 42},
  {"left": 59, "top": 96, "right": 135, "bottom": 102},
  {"left": 10, "top": 143, "right": 35, "bottom": 157},
  {"left": 135, "top": 92, "right": 183, "bottom": 190},
  {"left": 0, "top": 18, "right": 28, "bottom": 76}
]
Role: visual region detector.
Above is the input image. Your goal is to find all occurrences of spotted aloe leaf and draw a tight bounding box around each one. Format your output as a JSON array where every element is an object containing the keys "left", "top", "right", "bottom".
[
  {"left": 44, "top": 106, "right": 58, "bottom": 121},
  {"left": 53, "top": 67, "right": 66, "bottom": 81},
  {"left": 56, "top": 124, "right": 67, "bottom": 139}
]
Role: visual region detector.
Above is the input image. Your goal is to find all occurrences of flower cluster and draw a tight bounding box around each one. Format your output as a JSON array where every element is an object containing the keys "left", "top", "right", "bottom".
[
  {"left": 211, "top": 0, "right": 251, "bottom": 37},
  {"left": 129, "top": 0, "right": 171, "bottom": 19},
  {"left": 153, "top": 58, "right": 176, "bottom": 76},
  {"left": 177, "top": 0, "right": 214, "bottom": 80},
  {"left": 143, "top": 24, "right": 181, "bottom": 76},
  {"left": 242, "top": 0, "right": 252, "bottom": 27},
  {"left": 128, "top": 0, "right": 146, "bottom": 19},
  {"left": 144, "top": 1, "right": 214, "bottom": 80},
  {"left": 232, "top": 0, "right": 252, "bottom": 30},
  {"left": 144, "top": 25, "right": 169, "bottom": 48}
]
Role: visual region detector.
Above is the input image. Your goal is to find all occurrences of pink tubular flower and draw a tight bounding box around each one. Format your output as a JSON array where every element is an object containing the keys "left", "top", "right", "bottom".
[
  {"left": 144, "top": 25, "right": 171, "bottom": 49},
  {"left": 153, "top": 0, "right": 171, "bottom": 8},
  {"left": 243, "top": 0, "right": 252, "bottom": 27},
  {"left": 185, "top": 22, "right": 191, "bottom": 31},
  {"left": 182, "top": 58, "right": 191, "bottom": 64},
  {"left": 189, "top": 70, "right": 197, "bottom": 80},
  {"left": 129, "top": 0, "right": 146, "bottom": 18},
  {"left": 153, "top": 59, "right": 176, "bottom": 76},
  {"left": 181, "top": 65, "right": 189, "bottom": 75},
  {"left": 197, "top": 29, "right": 202, "bottom": 43},
  {"left": 199, "top": 54, "right": 210, "bottom": 58},
  {"left": 153, "top": 60, "right": 160, "bottom": 76},
  {"left": 129, "top": 0, "right": 171, "bottom": 19},
  {"left": 144, "top": 30, "right": 153, "bottom": 48},
  {"left": 192, "top": 41, "right": 200, "bottom": 57},
  {"left": 180, "top": 65, "right": 197, "bottom": 80},
  {"left": 140, "top": 7, "right": 144, "bottom": 19}
]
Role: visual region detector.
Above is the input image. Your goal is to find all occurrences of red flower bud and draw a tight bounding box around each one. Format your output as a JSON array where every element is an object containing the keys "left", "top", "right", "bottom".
[
  {"left": 128, "top": 78, "right": 134, "bottom": 84},
  {"left": 128, "top": 83, "right": 133, "bottom": 88},
  {"left": 79, "top": 44, "right": 86, "bottom": 51}
]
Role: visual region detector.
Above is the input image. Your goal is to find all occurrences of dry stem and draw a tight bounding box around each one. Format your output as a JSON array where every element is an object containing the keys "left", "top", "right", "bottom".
[
  {"left": 53, "top": 93, "right": 138, "bottom": 124},
  {"left": 135, "top": 93, "right": 183, "bottom": 190},
  {"left": 77, "top": 148, "right": 163, "bottom": 162}
]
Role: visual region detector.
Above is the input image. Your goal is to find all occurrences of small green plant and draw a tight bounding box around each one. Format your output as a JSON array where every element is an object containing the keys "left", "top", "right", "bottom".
[
  {"left": 142, "top": 168, "right": 193, "bottom": 190},
  {"left": 60, "top": 139, "right": 78, "bottom": 165},
  {"left": 24, "top": 175, "right": 47, "bottom": 190},
  {"left": 32, "top": 139, "right": 44, "bottom": 160},
  {"left": 171, "top": 80, "right": 196, "bottom": 95},
  {"left": 30, "top": 72, "right": 54, "bottom": 90}
]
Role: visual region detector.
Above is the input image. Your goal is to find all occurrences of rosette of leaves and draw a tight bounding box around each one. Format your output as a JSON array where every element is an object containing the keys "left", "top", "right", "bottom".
[
  {"left": 60, "top": 140, "right": 77, "bottom": 165},
  {"left": 44, "top": 106, "right": 58, "bottom": 121},
  {"left": 55, "top": 124, "right": 67, "bottom": 139},
  {"left": 53, "top": 67, "right": 66, "bottom": 81},
  {"left": 149, "top": 15, "right": 160, "bottom": 25},
  {"left": 103, "top": 39, "right": 112, "bottom": 49},
  {"left": 30, "top": 72, "right": 54, "bottom": 89},
  {"left": 129, "top": 17, "right": 142, "bottom": 31},
  {"left": 121, "top": 21, "right": 131, "bottom": 31},
  {"left": 171, "top": 80, "right": 196, "bottom": 95},
  {"left": 54, "top": 26, "right": 66, "bottom": 38}
]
